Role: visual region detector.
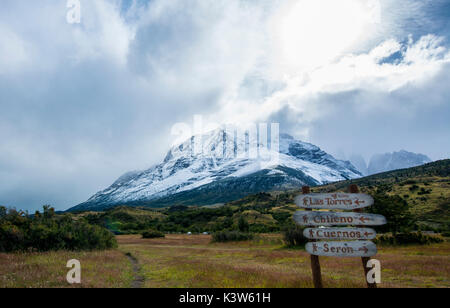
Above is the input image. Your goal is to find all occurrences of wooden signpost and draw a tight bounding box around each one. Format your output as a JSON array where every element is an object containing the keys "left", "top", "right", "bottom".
[{"left": 295, "top": 185, "right": 386, "bottom": 288}]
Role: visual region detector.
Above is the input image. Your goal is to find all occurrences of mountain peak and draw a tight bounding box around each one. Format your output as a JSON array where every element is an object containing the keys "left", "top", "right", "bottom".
[
  {"left": 69, "top": 130, "right": 361, "bottom": 212},
  {"left": 367, "top": 150, "right": 432, "bottom": 175}
]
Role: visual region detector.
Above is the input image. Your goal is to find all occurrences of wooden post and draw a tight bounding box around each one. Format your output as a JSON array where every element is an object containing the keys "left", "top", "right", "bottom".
[
  {"left": 349, "top": 184, "right": 377, "bottom": 289},
  {"left": 303, "top": 186, "right": 323, "bottom": 288}
]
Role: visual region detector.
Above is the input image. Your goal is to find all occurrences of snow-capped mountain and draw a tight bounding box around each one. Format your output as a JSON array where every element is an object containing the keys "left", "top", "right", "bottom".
[
  {"left": 368, "top": 150, "right": 432, "bottom": 175},
  {"left": 69, "top": 129, "right": 361, "bottom": 211}
]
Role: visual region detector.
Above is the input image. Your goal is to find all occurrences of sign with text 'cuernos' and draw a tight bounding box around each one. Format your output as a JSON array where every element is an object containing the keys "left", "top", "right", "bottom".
[
  {"left": 293, "top": 211, "right": 387, "bottom": 226},
  {"left": 306, "top": 241, "right": 377, "bottom": 258},
  {"left": 295, "top": 193, "right": 374, "bottom": 210},
  {"left": 304, "top": 228, "right": 377, "bottom": 240}
]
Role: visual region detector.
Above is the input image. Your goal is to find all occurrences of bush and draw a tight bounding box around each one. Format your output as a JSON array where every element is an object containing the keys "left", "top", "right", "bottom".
[
  {"left": 142, "top": 229, "right": 165, "bottom": 239},
  {"left": 441, "top": 231, "right": 450, "bottom": 238},
  {"left": 0, "top": 206, "right": 117, "bottom": 252},
  {"left": 249, "top": 223, "right": 278, "bottom": 233},
  {"left": 403, "top": 180, "right": 417, "bottom": 185},
  {"left": 417, "top": 188, "right": 432, "bottom": 195},
  {"left": 409, "top": 184, "right": 420, "bottom": 191},
  {"left": 369, "top": 194, "right": 415, "bottom": 234},
  {"left": 238, "top": 216, "right": 250, "bottom": 233},
  {"left": 283, "top": 225, "right": 308, "bottom": 248},
  {"left": 0, "top": 222, "right": 26, "bottom": 252},
  {"left": 211, "top": 231, "right": 253, "bottom": 243},
  {"left": 374, "top": 232, "right": 444, "bottom": 246}
]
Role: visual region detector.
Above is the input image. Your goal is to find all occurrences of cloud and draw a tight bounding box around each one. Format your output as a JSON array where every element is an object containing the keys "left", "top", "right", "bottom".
[
  {"left": 263, "top": 36, "right": 450, "bottom": 160},
  {"left": 0, "top": 0, "right": 449, "bottom": 211},
  {"left": 216, "top": 34, "right": 450, "bottom": 127},
  {"left": 0, "top": 0, "right": 270, "bottom": 211},
  {"left": 71, "top": 1, "right": 134, "bottom": 66},
  {"left": 0, "top": 26, "right": 31, "bottom": 74},
  {"left": 308, "top": 65, "right": 450, "bottom": 161}
]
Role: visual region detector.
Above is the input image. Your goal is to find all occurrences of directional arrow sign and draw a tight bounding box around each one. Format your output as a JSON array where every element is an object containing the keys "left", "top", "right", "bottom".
[
  {"left": 295, "top": 193, "right": 374, "bottom": 210},
  {"left": 306, "top": 241, "right": 377, "bottom": 258},
  {"left": 293, "top": 211, "right": 386, "bottom": 226},
  {"left": 304, "top": 228, "right": 377, "bottom": 240}
]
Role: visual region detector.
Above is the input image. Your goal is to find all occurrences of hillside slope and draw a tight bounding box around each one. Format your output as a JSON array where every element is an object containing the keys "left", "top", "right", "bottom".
[
  {"left": 81, "top": 160, "right": 449, "bottom": 234},
  {"left": 307, "top": 159, "right": 450, "bottom": 229},
  {"left": 316, "top": 159, "right": 450, "bottom": 189}
]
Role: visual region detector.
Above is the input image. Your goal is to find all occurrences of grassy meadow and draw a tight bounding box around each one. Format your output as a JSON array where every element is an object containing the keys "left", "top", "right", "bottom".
[
  {"left": 1, "top": 234, "right": 448, "bottom": 288},
  {"left": 0, "top": 249, "right": 134, "bottom": 288}
]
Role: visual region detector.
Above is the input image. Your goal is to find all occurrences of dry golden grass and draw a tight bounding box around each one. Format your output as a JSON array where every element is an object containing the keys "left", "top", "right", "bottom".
[
  {"left": 118, "top": 234, "right": 450, "bottom": 288},
  {"left": 1, "top": 234, "right": 448, "bottom": 288},
  {"left": 0, "top": 250, "right": 134, "bottom": 288}
]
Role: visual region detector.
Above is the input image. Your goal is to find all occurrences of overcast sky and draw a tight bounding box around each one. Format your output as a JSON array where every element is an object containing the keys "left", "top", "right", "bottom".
[{"left": 1, "top": 0, "right": 449, "bottom": 211}]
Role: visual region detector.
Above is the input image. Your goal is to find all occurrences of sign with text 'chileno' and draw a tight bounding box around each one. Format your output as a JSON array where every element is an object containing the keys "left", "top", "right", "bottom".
[
  {"left": 295, "top": 193, "right": 374, "bottom": 210},
  {"left": 293, "top": 211, "right": 386, "bottom": 226},
  {"left": 306, "top": 241, "right": 377, "bottom": 258},
  {"left": 304, "top": 228, "right": 377, "bottom": 240}
]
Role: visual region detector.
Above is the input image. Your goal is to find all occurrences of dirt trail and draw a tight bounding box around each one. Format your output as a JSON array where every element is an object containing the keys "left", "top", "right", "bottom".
[{"left": 125, "top": 253, "right": 145, "bottom": 288}]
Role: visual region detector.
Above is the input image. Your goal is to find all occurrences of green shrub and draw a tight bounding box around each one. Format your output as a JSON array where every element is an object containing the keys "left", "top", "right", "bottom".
[
  {"left": 369, "top": 194, "right": 415, "bottom": 234},
  {"left": 142, "top": 229, "right": 165, "bottom": 239},
  {"left": 374, "top": 232, "right": 444, "bottom": 246},
  {"left": 417, "top": 188, "right": 432, "bottom": 195},
  {"left": 249, "top": 223, "right": 278, "bottom": 233},
  {"left": 283, "top": 225, "right": 308, "bottom": 247},
  {"left": 409, "top": 185, "right": 420, "bottom": 192},
  {"left": 238, "top": 216, "right": 250, "bottom": 232},
  {"left": 272, "top": 212, "right": 291, "bottom": 224},
  {"left": 0, "top": 206, "right": 117, "bottom": 252},
  {"left": 211, "top": 231, "right": 253, "bottom": 242},
  {"left": 441, "top": 231, "right": 450, "bottom": 238},
  {"left": 0, "top": 222, "right": 26, "bottom": 252},
  {"left": 403, "top": 180, "right": 417, "bottom": 185}
]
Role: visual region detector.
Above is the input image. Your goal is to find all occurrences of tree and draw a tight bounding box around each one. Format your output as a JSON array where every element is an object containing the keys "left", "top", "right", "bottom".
[
  {"left": 223, "top": 217, "right": 233, "bottom": 229},
  {"left": 238, "top": 216, "right": 250, "bottom": 233},
  {"left": 42, "top": 205, "right": 55, "bottom": 219},
  {"left": 0, "top": 206, "right": 6, "bottom": 219},
  {"left": 283, "top": 224, "right": 307, "bottom": 247},
  {"left": 369, "top": 193, "right": 415, "bottom": 234}
]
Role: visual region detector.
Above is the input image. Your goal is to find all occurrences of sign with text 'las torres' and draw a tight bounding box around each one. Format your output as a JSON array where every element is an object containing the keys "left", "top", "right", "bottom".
[
  {"left": 295, "top": 193, "right": 374, "bottom": 210},
  {"left": 294, "top": 185, "right": 386, "bottom": 288}
]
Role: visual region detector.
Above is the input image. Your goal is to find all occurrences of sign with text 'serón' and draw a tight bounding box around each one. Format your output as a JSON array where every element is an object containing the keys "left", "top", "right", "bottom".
[
  {"left": 293, "top": 211, "right": 387, "bottom": 226},
  {"left": 295, "top": 193, "right": 374, "bottom": 210},
  {"left": 306, "top": 241, "right": 377, "bottom": 258},
  {"left": 304, "top": 228, "right": 377, "bottom": 240}
]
